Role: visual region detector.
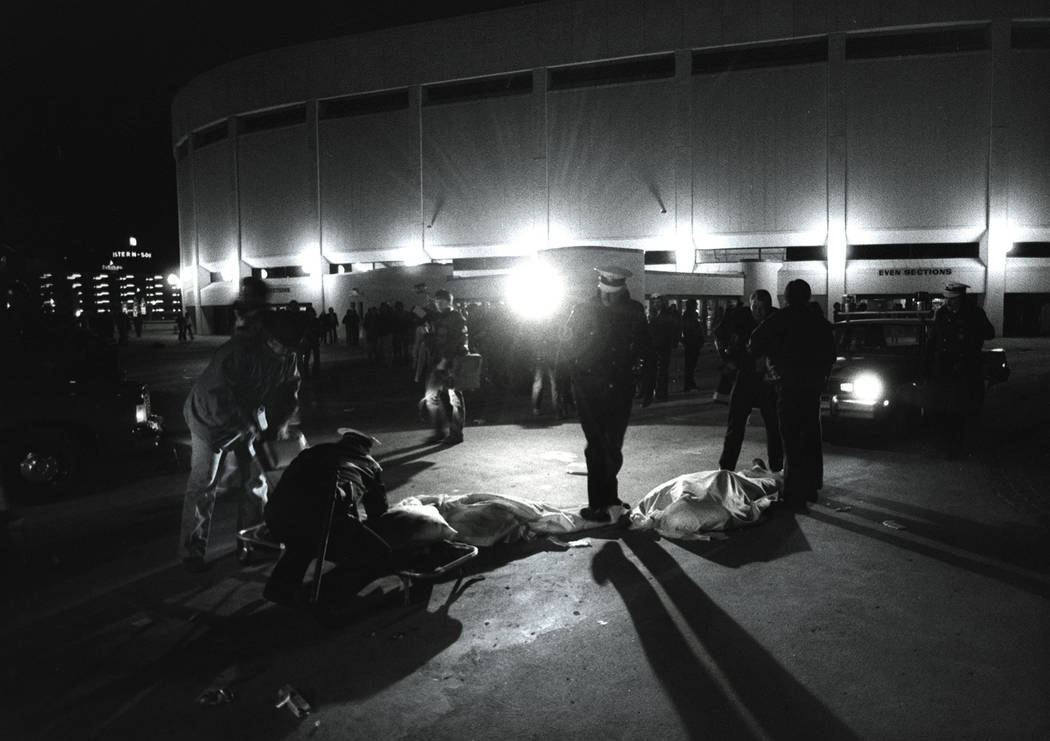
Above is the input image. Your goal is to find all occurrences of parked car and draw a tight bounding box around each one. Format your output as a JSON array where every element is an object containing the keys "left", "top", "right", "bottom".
[
  {"left": 0, "top": 330, "right": 163, "bottom": 507},
  {"left": 821, "top": 312, "right": 1009, "bottom": 424}
]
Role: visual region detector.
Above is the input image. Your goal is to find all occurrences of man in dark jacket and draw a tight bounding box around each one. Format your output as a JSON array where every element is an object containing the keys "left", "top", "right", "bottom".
[
  {"left": 179, "top": 309, "right": 301, "bottom": 571},
  {"left": 560, "top": 266, "right": 655, "bottom": 523},
  {"left": 424, "top": 289, "right": 469, "bottom": 444},
  {"left": 749, "top": 280, "right": 836, "bottom": 508},
  {"left": 714, "top": 289, "right": 782, "bottom": 473},
  {"left": 681, "top": 298, "right": 705, "bottom": 392},
  {"left": 925, "top": 282, "right": 995, "bottom": 457},
  {"left": 263, "top": 428, "right": 389, "bottom": 606},
  {"left": 649, "top": 296, "right": 681, "bottom": 402}
]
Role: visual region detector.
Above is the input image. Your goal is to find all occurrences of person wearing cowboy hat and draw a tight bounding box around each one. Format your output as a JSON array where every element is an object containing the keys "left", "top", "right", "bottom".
[
  {"left": 179, "top": 308, "right": 302, "bottom": 572},
  {"left": 925, "top": 282, "right": 994, "bottom": 457},
  {"left": 558, "top": 265, "right": 655, "bottom": 523},
  {"left": 262, "top": 428, "right": 390, "bottom": 606}
]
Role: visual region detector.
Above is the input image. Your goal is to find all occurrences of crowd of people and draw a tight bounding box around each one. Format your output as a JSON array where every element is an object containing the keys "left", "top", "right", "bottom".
[{"left": 177, "top": 272, "right": 996, "bottom": 605}]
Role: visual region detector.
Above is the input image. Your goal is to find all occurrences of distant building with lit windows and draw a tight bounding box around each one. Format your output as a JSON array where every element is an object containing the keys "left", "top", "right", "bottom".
[{"left": 172, "top": 0, "right": 1050, "bottom": 336}]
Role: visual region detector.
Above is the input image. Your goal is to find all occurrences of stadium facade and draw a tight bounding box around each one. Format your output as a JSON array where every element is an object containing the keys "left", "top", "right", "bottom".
[{"left": 172, "top": 0, "right": 1050, "bottom": 334}]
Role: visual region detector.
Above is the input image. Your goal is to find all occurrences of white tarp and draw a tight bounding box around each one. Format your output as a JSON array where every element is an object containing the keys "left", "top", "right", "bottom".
[
  {"left": 629, "top": 464, "right": 781, "bottom": 540},
  {"left": 399, "top": 463, "right": 780, "bottom": 546}
]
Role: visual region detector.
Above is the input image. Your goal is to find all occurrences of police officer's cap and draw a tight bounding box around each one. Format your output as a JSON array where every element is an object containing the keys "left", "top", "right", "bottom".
[
  {"left": 336, "top": 427, "right": 381, "bottom": 450},
  {"left": 596, "top": 265, "right": 632, "bottom": 292},
  {"left": 944, "top": 282, "right": 969, "bottom": 297}
]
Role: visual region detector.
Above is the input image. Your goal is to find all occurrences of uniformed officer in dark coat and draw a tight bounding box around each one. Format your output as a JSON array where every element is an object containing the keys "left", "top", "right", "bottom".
[
  {"left": 714, "top": 289, "right": 782, "bottom": 473},
  {"left": 648, "top": 295, "right": 681, "bottom": 401},
  {"left": 560, "top": 266, "right": 655, "bottom": 523},
  {"left": 263, "top": 428, "right": 389, "bottom": 606},
  {"left": 924, "top": 282, "right": 995, "bottom": 456},
  {"left": 749, "top": 279, "right": 836, "bottom": 508}
]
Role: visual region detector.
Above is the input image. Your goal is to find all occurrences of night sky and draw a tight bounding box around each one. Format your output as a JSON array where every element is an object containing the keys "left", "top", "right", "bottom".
[{"left": 1, "top": 1, "right": 544, "bottom": 275}]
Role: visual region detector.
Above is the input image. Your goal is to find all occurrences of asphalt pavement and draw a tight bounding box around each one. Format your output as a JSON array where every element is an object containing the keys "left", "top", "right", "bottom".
[{"left": 1, "top": 324, "right": 1048, "bottom": 740}]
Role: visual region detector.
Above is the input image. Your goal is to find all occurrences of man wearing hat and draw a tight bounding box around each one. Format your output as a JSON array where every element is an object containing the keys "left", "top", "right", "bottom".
[
  {"left": 559, "top": 266, "right": 655, "bottom": 522},
  {"left": 179, "top": 308, "right": 302, "bottom": 572},
  {"left": 261, "top": 429, "right": 390, "bottom": 606},
  {"left": 925, "top": 282, "right": 995, "bottom": 456}
]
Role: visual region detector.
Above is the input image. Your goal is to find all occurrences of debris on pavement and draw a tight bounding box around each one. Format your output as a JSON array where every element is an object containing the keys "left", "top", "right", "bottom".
[
  {"left": 549, "top": 537, "right": 592, "bottom": 549},
  {"left": 881, "top": 519, "right": 907, "bottom": 530},
  {"left": 275, "top": 684, "right": 311, "bottom": 717},
  {"left": 823, "top": 500, "right": 852, "bottom": 512},
  {"left": 565, "top": 462, "right": 587, "bottom": 475},
  {"left": 196, "top": 688, "right": 235, "bottom": 706}
]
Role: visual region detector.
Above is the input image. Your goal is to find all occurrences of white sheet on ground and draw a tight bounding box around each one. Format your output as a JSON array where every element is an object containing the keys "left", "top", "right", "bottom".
[
  {"left": 398, "top": 463, "right": 780, "bottom": 546},
  {"left": 629, "top": 464, "right": 781, "bottom": 540}
]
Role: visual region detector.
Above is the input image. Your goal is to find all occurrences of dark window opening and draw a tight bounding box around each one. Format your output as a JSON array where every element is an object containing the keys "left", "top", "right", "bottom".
[
  {"left": 846, "top": 26, "right": 989, "bottom": 60},
  {"left": 1011, "top": 242, "right": 1050, "bottom": 258},
  {"left": 320, "top": 89, "right": 410, "bottom": 119},
  {"left": 191, "top": 123, "right": 228, "bottom": 150},
  {"left": 644, "top": 251, "right": 676, "bottom": 265},
  {"left": 692, "top": 38, "right": 827, "bottom": 75},
  {"left": 424, "top": 73, "right": 533, "bottom": 105},
  {"left": 785, "top": 246, "right": 827, "bottom": 261},
  {"left": 239, "top": 105, "right": 308, "bottom": 135},
  {"left": 250, "top": 266, "right": 311, "bottom": 279},
  {"left": 452, "top": 256, "right": 525, "bottom": 272},
  {"left": 847, "top": 243, "right": 979, "bottom": 259},
  {"left": 549, "top": 55, "right": 675, "bottom": 90},
  {"left": 1012, "top": 24, "right": 1050, "bottom": 50}
]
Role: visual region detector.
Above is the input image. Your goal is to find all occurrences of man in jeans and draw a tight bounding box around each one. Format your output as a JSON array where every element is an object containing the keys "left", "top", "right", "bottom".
[{"left": 179, "top": 310, "right": 301, "bottom": 572}]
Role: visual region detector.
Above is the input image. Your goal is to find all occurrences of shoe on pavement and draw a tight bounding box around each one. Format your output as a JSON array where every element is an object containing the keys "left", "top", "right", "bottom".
[
  {"left": 579, "top": 506, "right": 611, "bottom": 523},
  {"left": 442, "top": 433, "right": 464, "bottom": 445}
]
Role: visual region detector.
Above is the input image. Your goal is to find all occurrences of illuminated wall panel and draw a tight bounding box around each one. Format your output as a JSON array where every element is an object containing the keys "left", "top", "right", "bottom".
[
  {"left": 176, "top": 157, "right": 196, "bottom": 272},
  {"left": 422, "top": 95, "right": 540, "bottom": 251},
  {"left": 192, "top": 140, "right": 236, "bottom": 269},
  {"left": 846, "top": 53, "right": 989, "bottom": 231},
  {"left": 548, "top": 81, "right": 675, "bottom": 241},
  {"left": 692, "top": 64, "right": 827, "bottom": 234},
  {"left": 238, "top": 124, "right": 315, "bottom": 264},
  {"left": 1008, "top": 50, "right": 1050, "bottom": 228},
  {"left": 319, "top": 109, "right": 419, "bottom": 262}
]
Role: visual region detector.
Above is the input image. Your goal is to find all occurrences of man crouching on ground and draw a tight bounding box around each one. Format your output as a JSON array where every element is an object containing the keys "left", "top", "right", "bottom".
[{"left": 263, "top": 428, "right": 389, "bottom": 607}]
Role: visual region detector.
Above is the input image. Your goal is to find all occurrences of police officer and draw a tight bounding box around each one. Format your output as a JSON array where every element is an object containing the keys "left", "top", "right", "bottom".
[
  {"left": 925, "top": 282, "right": 994, "bottom": 457},
  {"left": 681, "top": 298, "right": 705, "bottom": 392},
  {"left": 262, "top": 428, "right": 389, "bottom": 606},
  {"left": 424, "top": 289, "right": 469, "bottom": 444},
  {"left": 560, "top": 266, "right": 655, "bottom": 523},
  {"left": 714, "top": 289, "right": 782, "bottom": 473},
  {"left": 749, "top": 279, "right": 836, "bottom": 509}
]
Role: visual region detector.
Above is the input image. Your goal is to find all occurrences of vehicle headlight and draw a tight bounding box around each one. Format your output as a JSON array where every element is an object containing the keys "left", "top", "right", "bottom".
[{"left": 851, "top": 373, "right": 884, "bottom": 404}]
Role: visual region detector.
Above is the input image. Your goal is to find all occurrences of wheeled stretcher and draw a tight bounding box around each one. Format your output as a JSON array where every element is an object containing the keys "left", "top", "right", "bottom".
[{"left": 236, "top": 480, "right": 478, "bottom": 609}]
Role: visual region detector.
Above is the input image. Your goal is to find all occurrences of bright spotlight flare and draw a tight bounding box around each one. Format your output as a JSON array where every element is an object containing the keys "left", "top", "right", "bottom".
[{"left": 506, "top": 262, "right": 564, "bottom": 321}]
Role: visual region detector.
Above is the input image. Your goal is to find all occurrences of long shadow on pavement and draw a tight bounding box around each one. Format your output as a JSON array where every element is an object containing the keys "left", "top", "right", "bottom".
[
  {"left": 804, "top": 507, "right": 1050, "bottom": 600},
  {"left": 671, "top": 509, "right": 813, "bottom": 568},
  {"left": 833, "top": 493, "right": 1050, "bottom": 575},
  {"left": 604, "top": 533, "right": 859, "bottom": 740}
]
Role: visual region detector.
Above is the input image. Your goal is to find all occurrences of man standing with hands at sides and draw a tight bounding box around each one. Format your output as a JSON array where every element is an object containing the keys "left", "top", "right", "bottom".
[
  {"left": 714, "top": 289, "right": 782, "bottom": 474},
  {"left": 749, "top": 280, "right": 835, "bottom": 510},
  {"left": 560, "top": 266, "right": 655, "bottom": 523},
  {"left": 424, "top": 289, "right": 469, "bottom": 445}
]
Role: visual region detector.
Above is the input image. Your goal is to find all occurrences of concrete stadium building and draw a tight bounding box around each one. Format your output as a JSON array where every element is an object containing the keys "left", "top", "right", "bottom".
[{"left": 172, "top": 0, "right": 1050, "bottom": 335}]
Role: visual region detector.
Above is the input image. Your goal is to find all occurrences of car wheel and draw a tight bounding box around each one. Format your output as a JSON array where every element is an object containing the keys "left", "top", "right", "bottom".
[{"left": 1, "top": 429, "right": 88, "bottom": 506}]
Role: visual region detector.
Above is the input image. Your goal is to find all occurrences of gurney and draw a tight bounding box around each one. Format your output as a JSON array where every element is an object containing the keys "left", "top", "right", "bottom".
[{"left": 237, "top": 481, "right": 478, "bottom": 611}]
